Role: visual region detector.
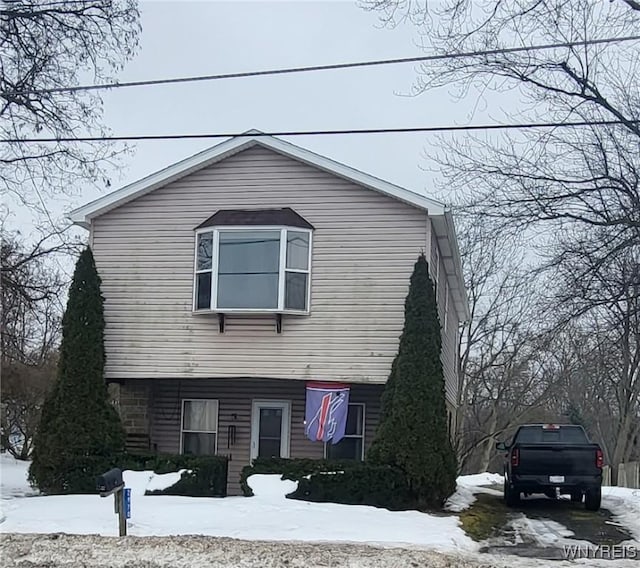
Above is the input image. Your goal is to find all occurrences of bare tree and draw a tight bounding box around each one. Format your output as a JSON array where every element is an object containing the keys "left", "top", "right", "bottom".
[
  {"left": 363, "top": 0, "right": 640, "bottom": 474},
  {"left": 552, "top": 245, "right": 640, "bottom": 465},
  {"left": 454, "top": 216, "right": 560, "bottom": 472},
  {"left": 1, "top": 3, "right": 140, "bottom": 455},
  {"left": 1, "top": 231, "right": 65, "bottom": 458},
  {"left": 366, "top": 0, "right": 639, "bottom": 265},
  {"left": 1, "top": 0, "right": 140, "bottom": 217}
]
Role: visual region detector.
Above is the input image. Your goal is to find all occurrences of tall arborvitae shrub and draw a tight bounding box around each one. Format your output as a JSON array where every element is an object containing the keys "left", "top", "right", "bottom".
[
  {"left": 29, "top": 247, "right": 125, "bottom": 493},
  {"left": 368, "top": 254, "right": 457, "bottom": 507}
]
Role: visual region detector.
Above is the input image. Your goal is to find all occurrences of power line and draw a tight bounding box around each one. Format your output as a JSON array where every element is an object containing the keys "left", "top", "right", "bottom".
[
  {"left": 2, "top": 35, "right": 638, "bottom": 97},
  {"left": 3, "top": 120, "right": 637, "bottom": 143}
]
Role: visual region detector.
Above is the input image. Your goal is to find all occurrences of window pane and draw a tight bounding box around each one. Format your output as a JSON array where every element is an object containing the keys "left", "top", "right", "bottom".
[
  {"left": 258, "top": 408, "right": 283, "bottom": 458},
  {"left": 218, "top": 231, "right": 280, "bottom": 274},
  {"left": 345, "top": 405, "right": 364, "bottom": 436},
  {"left": 258, "top": 438, "right": 282, "bottom": 459},
  {"left": 197, "top": 232, "right": 213, "bottom": 271},
  {"left": 183, "top": 432, "right": 216, "bottom": 455},
  {"left": 286, "top": 231, "right": 309, "bottom": 270},
  {"left": 327, "top": 437, "right": 363, "bottom": 461},
  {"left": 183, "top": 400, "right": 218, "bottom": 432},
  {"left": 285, "top": 272, "right": 307, "bottom": 310},
  {"left": 218, "top": 274, "right": 279, "bottom": 309},
  {"left": 259, "top": 408, "right": 282, "bottom": 438},
  {"left": 218, "top": 231, "right": 280, "bottom": 309},
  {"left": 196, "top": 272, "right": 212, "bottom": 309}
]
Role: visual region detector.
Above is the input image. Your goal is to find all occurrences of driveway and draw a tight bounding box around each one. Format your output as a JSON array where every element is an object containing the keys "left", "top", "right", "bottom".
[{"left": 461, "top": 489, "right": 637, "bottom": 561}]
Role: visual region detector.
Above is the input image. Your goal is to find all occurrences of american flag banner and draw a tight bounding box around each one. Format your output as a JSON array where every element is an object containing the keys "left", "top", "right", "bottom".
[{"left": 305, "top": 382, "right": 350, "bottom": 444}]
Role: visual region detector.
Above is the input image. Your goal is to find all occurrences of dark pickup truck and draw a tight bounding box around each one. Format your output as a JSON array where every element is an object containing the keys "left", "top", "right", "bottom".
[{"left": 496, "top": 424, "right": 604, "bottom": 511}]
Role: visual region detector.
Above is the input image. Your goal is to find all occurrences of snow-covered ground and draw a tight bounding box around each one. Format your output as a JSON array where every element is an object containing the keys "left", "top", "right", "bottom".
[
  {"left": 601, "top": 486, "right": 640, "bottom": 542},
  {"left": 0, "top": 454, "right": 474, "bottom": 552},
  {"left": 3, "top": 454, "right": 640, "bottom": 567},
  {"left": 445, "top": 472, "right": 503, "bottom": 512}
]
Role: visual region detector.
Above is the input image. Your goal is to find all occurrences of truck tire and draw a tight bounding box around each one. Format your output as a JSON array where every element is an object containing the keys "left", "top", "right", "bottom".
[
  {"left": 504, "top": 480, "right": 520, "bottom": 507},
  {"left": 584, "top": 487, "right": 601, "bottom": 511}
]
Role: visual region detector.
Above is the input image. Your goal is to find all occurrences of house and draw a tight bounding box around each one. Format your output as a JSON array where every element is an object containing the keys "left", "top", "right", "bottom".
[{"left": 70, "top": 131, "right": 469, "bottom": 495}]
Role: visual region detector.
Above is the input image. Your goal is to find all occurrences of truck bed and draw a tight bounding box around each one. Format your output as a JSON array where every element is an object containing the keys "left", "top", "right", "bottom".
[{"left": 516, "top": 443, "right": 601, "bottom": 477}]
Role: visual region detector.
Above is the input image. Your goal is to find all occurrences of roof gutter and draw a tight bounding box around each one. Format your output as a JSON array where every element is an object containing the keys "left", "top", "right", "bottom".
[{"left": 442, "top": 209, "right": 470, "bottom": 322}]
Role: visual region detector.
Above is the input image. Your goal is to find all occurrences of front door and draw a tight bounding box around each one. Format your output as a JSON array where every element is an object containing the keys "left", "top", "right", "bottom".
[{"left": 250, "top": 400, "right": 291, "bottom": 460}]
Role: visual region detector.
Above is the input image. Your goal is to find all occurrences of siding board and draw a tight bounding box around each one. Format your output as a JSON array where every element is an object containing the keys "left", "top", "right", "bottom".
[
  {"left": 150, "top": 378, "right": 383, "bottom": 495},
  {"left": 92, "top": 146, "right": 459, "bottom": 405}
]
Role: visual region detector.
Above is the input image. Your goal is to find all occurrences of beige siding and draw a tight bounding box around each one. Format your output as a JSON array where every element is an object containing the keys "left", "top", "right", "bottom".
[
  {"left": 149, "top": 378, "right": 383, "bottom": 495},
  {"left": 431, "top": 228, "right": 459, "bottom": 406},
  {"left": 93, "top": 147, "right": 428, "bottom": 384}
]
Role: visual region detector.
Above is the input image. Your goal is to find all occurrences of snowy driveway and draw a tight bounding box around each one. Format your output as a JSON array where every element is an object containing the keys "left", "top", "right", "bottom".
[{"left": 452, "top": 476, "right": 640, "bottom": 562}]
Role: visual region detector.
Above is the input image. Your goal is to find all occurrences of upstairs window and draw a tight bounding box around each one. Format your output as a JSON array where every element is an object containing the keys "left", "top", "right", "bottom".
[{"left": 194, "top": 208, "right": 313, "bottom": 313}]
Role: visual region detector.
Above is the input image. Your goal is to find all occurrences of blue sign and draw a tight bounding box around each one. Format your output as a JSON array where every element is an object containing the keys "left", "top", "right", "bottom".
[{"left": 124, "top": 488, "right": 131, "bottom": 519}]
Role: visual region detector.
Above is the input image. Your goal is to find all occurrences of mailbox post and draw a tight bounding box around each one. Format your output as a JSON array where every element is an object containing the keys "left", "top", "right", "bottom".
[{"left": 96, "top": 468, "right": 127, "bottom": 536}]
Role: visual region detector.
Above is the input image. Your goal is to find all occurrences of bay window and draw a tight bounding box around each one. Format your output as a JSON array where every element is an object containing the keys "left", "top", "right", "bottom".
[{"left": 194, "top": 223, "right": 312, "bottom": 313}]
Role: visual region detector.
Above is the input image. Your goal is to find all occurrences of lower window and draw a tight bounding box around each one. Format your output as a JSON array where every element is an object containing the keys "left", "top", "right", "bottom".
[
  {"left": 325, "top": 403, "right": 365, "bottom": 461},
  {"left": 181, "top": 399, "right": 219, "bottom": 455}
]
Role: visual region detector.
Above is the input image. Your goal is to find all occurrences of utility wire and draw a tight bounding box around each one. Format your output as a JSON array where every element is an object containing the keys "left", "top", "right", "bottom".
[
  {"left": 2, "top": 35, "right": 638, "bottom": 97},
  {"left": 3, "top": 120, "right": 637, "bottom": 143}
]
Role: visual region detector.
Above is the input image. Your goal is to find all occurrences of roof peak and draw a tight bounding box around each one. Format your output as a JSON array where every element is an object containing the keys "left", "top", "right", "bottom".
[{"left": 69, "top": 132, "right": 446, "bottom": 227}]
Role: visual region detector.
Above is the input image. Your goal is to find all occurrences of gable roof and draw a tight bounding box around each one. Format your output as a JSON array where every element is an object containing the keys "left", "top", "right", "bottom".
[
  {"left": 69, "top": 130, "right": 445, "bottom": 227},
  {"left": 70, "top": 130, "right": 468, "bottom": 320}
]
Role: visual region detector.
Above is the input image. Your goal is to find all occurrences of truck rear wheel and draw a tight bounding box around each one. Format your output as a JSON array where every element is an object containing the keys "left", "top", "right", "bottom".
[
  {"left": 504, "top": 480, "right": 520, "bottom": 507},
  {"left": 584, "top": 487, "right": 601, "bottom": 511}
]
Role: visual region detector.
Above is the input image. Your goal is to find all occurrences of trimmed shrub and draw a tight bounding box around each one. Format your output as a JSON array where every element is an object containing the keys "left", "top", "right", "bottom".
[
  {"left": 290, "top": 464, "right": 416, "bottom": 510},
  {"left": 33, "top": 454, "right": 118, "bottom": 494},
  {"left": 26, "top": 451, "right": 228, "bottom": 496},
  {"left": 143, "top": 455, "right": 229, "bottom": 497},
  {"left": 368, "top": 254, "right": 457, "bottom": 508},
  {"left": 29, "top": 248, "right": 125, "bottom": 494},
  {"left": 239, "top": 457, "right": 360, "bottom": 496}
]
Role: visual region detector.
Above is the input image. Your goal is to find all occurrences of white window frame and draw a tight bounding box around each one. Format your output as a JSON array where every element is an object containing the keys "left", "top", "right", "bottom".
[
  {"left": 250, "top": 400, "right": 291, "bottom": 461},
  {"left": 323, "top": 403, "right": 366, "bottom": 461},
  {"left": 193, "top": 225, "right": 313, "bottom": 314},
  {"left": 180, "top": 399, "right": 219, "bottom": 455}
]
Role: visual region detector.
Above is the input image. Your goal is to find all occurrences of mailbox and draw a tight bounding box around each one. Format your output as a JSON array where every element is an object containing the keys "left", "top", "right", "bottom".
[{"left": 96, "top": 468, "right": 124, "bottom": 496}]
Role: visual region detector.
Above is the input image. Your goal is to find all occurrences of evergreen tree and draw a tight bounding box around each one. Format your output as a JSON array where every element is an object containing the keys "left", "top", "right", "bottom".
[
  {"left": 29, "top": 247, "right": 124, "bottom": 493},
  {"left": 368, "top": 254, "right": 457, "bottom": 507}
]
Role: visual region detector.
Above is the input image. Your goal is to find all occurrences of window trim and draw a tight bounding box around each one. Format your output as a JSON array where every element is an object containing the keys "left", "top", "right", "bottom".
[
  {"left": 180, "top": 398, "right": 219, "bottom": 455},
  {"left": 193, "top": 225, "right": 313, "bottom": 314},
  {"left": 250, "top": 399, "right": 292, "bottom": 461},
  {"left": 323, "top": 402, "right": 366, "bottom": 461}
]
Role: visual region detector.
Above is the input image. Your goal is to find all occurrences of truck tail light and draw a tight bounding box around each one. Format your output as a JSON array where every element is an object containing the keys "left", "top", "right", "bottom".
[
  {"left": 596, "top": 449, "right": 603, "bottom": 468},
  {"left": 511, "top": 448, "right": 520, "bottom": 467}
]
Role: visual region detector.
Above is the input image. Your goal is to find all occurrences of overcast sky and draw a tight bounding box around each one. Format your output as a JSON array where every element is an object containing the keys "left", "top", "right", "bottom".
[{"left": 14, "top": 0, "right": 520, "bottom": 239}]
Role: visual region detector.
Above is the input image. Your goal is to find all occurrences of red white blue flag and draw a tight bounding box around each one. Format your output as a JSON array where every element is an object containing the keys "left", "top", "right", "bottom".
[{"left": 305, "top": 382, "right": 350, "bottom": 444}]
